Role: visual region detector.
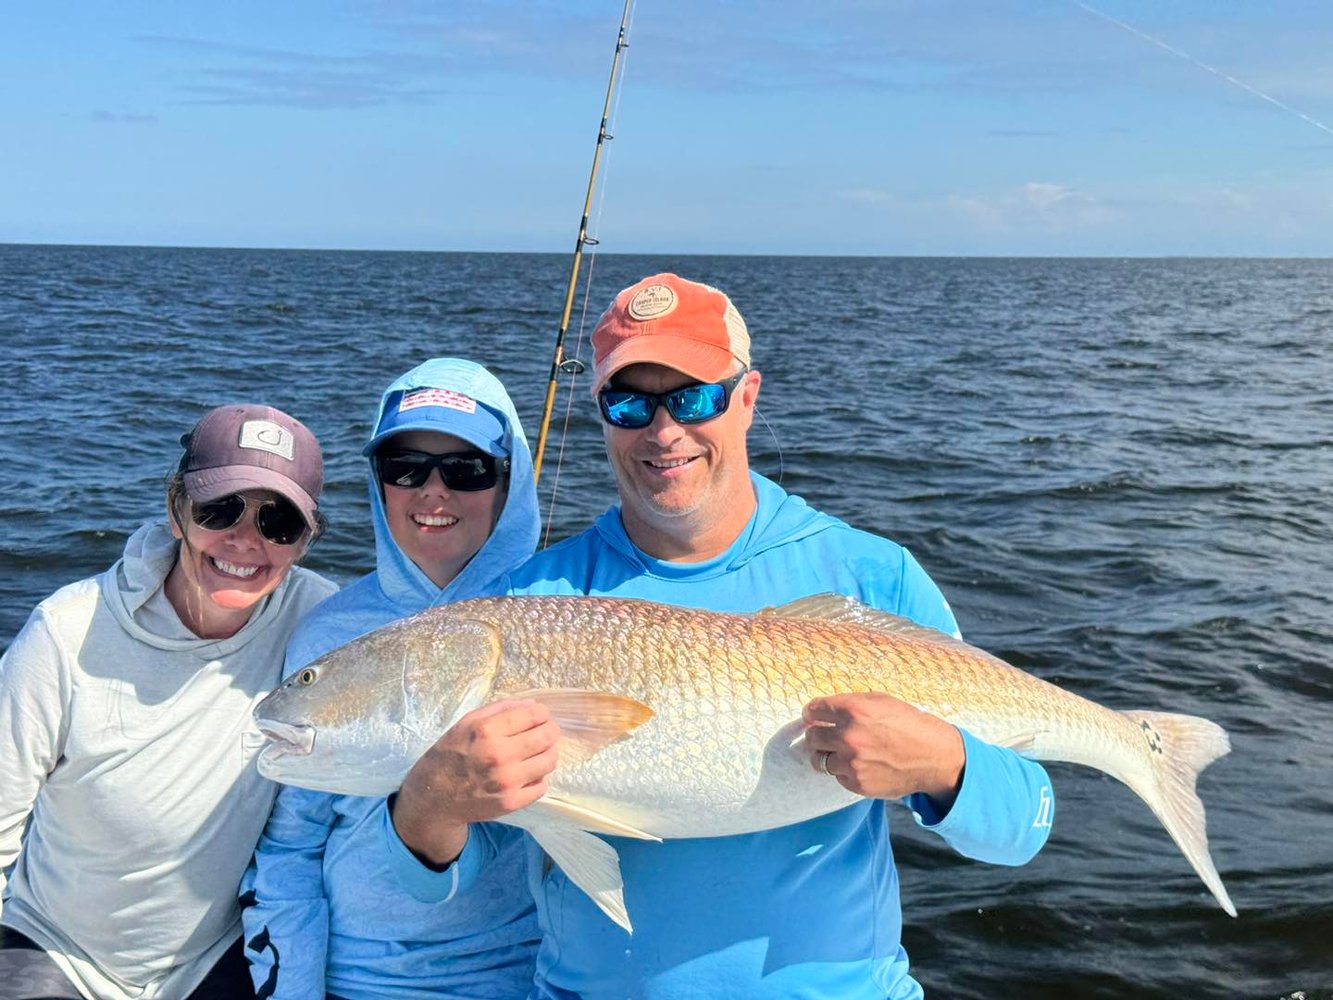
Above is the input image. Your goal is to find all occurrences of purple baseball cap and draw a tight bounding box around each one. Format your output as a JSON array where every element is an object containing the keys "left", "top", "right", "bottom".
[
  {"left": 363, "top": 386, "right": 508, "bottom": 458},
  {"left": 179, "top": 404, "right": 323, "bottom": 531}
]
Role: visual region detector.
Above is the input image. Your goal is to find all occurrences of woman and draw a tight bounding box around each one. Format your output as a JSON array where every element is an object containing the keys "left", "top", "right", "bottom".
[
  {"left": 0, "top": 404, "right": 337, "bottom": 1000},
  {"left": 243, "top": 359, "right": 541, "bottom": 999}
]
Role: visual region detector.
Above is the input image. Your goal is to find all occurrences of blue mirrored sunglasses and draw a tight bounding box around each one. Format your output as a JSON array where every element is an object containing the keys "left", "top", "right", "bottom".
[{"left": 597, "top": 368, "right": 748, "bottom": 430}]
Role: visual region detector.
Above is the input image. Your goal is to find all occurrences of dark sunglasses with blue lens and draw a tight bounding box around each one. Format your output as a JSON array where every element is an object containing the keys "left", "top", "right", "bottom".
[
  {"left": 597, "top": 368, "right": 749, "bottom": 430},
  {"left": 374, "top": 448, "right": 507, "bottom": 492}
]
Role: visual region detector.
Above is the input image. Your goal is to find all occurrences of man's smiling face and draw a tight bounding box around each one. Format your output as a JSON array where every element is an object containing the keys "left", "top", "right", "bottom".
[{"left": 602, "top": 361, "right": 760, "bottom": 559}]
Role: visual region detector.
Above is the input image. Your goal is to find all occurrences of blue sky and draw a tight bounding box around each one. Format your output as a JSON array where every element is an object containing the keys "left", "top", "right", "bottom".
[{"left": 4, "top": 1, "right": 1333, "bottom": 256}]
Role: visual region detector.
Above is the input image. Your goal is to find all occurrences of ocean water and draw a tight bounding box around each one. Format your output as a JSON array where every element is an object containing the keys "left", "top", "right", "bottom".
[{"left": 1, "top": 244, "right": 1329, "bottom": 998}]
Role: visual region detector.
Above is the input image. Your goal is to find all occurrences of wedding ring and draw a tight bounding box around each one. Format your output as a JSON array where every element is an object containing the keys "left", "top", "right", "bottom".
[{"left": 819, "top": 750, "right": 834, "bottom": 776}]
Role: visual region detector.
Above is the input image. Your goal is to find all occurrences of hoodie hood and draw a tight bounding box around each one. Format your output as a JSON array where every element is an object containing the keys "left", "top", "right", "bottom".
[
  {"left": 284, "top": 359, "right": 539, "bottom": 670},
  {"left": 591, "top": 472, "right": 831, "bottom": 580},
  {"left": 368, "top": 358, "right": 539, "bottom": 610},
  {"left": 110, "top": 520, "right": 181, "bottom": 617}
]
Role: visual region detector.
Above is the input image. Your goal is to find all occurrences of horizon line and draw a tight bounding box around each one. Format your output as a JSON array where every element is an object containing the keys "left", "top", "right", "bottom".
[{"left": 2, "top": 240, "right": 1330, "bottom": 262}]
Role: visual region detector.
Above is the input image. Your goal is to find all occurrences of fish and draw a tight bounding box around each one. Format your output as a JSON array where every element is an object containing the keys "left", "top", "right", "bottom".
[{"left": 253, "top": 594, "right": 1236, "bottom": 930}]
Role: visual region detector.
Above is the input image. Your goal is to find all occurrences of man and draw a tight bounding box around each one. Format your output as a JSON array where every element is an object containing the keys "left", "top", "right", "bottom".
[{"left": 388, "top": 273, "right": 1053, "bottom": 998}]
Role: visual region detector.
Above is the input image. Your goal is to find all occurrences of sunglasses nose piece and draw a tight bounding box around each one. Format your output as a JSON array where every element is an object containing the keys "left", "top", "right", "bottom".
[
  {"left": 647, "top": 403, "right": 683, "bottom": 434},
  {"left": 221, "top": 514, "right": 265, "bottom": 547},
  {"left": 422, "top": 467, "right": 452, "bottom": 492}
]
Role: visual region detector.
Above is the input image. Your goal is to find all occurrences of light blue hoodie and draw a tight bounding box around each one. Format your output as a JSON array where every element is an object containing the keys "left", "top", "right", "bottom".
[
  {"left": 388, "top": 472, "right": 1053, "bottom": 999},
  {"left": 242, "top": 359, "right": 541, "bottom": 1000}
]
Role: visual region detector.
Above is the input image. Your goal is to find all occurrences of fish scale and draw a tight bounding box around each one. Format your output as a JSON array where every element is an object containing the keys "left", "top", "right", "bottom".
[
  {"left": 477, "top": 598, "right": 1062, "bottom": 830},
  {"left": 489, "top": 604, "right": 814, "bottom": 820},
  {"left": 254, "top": 592, "right": 1236, "bottom": 931}
]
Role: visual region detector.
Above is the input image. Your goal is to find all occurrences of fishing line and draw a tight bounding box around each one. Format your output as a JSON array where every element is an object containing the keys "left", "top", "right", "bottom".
[
  {"left": 753, "top": 405, "right": 785, "bottom": 486},
  {"left": 1074, "top": 0, "right": 1333, "bottom": 138}
]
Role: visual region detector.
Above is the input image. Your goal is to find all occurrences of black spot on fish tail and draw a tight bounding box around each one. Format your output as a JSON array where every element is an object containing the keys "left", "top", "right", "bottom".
[{"left": 1139, "top": 718, "right": 1164, "bottom": 755}]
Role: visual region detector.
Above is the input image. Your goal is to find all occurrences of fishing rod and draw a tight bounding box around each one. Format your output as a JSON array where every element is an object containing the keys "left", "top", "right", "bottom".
[{"left": 532, "top": 0, "right": 635, "bottom": 485}]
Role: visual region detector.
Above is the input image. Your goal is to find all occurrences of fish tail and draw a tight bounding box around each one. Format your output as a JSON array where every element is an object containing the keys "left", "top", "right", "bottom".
[{"left": 1121, "top": 710, "right": 1236, "bottom": 917}]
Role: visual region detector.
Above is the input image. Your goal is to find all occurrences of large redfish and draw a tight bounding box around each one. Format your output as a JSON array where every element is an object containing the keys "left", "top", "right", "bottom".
[{"left": 253, "top": 594, "right": 1235, "bottom": 931}]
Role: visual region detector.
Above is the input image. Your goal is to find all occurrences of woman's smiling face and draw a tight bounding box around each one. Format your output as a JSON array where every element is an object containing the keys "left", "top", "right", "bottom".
[
  {"left": 378, "top": 430, "right": 506, "bottom": 588},
  {"left": 166, "top": 488, "right": 307, "bottom": 637}
]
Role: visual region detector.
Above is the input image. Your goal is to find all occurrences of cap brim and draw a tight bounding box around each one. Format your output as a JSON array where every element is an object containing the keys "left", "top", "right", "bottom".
[
  {"left": 592, "top": 335, "right": 738, "bottom": 392},
  {"left": 183, "top": 468, "right": 319, "bottom": 531},
  {"left": 363, "top": 405, "right": 509, "bottom": 458}
]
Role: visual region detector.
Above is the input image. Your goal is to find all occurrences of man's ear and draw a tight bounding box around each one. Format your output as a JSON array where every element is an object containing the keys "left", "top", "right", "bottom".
[{"left": 741, "top": 369, "right": 762, "bottom": 408}]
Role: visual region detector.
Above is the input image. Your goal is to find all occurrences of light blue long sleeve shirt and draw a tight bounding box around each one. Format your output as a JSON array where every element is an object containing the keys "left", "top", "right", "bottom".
[{"left": 242, "top": 359, "right": 542, "bottom": 1000}]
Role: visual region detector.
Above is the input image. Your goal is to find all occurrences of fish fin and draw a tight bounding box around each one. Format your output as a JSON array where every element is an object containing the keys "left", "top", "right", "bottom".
[
  {"left": 757, "top": 593, "right": 965, "bottom": 646},
  {"left": 994, "top": 731, "right": 1040, "bottom": 755},
  {"left": 506, "top": 813, "right": 634, "bottom": 933},
  {"left": 1121, "top": 710, "right": 1237, "bottom": 917},
  {"left": 507, "top": 688, "right": 654, "bottom": 769},
  {"left": 755, "top": 593, "right": 865, "bottom": 621},
  {"left": 530, "top": 796, "right": 662, "bottom": 842}
]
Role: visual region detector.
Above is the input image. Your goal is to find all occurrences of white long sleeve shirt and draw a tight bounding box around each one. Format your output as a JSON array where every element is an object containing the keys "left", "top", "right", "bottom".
[{"left": 0, "top": 522, "right": 336, "bottom": 1000}]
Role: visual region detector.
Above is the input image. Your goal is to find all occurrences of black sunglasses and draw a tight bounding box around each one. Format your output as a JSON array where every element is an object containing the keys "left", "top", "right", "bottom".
[
  {"left": 597, "top": 368, "right": 749, "bottom": 430},
  {"left": 375, "top": 448, "right": 507, "bottom": 492},
  {"left": 190, "top": 494, "right": 308, "bottom": 546}
]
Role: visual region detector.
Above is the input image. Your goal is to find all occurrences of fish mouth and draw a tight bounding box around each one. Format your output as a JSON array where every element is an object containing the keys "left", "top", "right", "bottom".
[{"left": 255, "top": 719, "right": 316, "bottom": 758}]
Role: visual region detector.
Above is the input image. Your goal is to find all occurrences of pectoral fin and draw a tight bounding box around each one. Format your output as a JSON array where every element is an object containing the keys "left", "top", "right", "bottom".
[
  {"left": 506, "top": 811, "right": 634, "bottom": 933},
  {"left": 509, "top": 688, "right": 654, "bottom": 769}
]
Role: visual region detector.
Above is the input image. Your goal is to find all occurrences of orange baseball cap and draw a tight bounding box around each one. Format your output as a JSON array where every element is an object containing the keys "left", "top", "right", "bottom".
[{"left": 591, "top": 273, "right": 751, "bottom": 389}]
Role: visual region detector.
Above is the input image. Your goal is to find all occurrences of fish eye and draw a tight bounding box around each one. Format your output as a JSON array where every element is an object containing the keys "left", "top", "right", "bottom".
[{"left": 296, "top": 668, "right": 317, "bottom": 685}]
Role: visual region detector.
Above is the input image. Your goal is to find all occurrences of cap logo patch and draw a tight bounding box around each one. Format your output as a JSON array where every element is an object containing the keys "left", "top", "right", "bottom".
[
  {"left": 400, "top": 387, "right": 478, "bottom": 415},
  {"left": 627, "top": 284, "right": 678, "bottom": 321},
  {"left": 238, "top": 420, "right": 295, "bottom": 461}
]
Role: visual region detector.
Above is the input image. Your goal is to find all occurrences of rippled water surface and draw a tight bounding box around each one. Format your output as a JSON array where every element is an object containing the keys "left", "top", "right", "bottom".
[{"left": 1, "top": 245, "right": 1329, "bottom": 998}]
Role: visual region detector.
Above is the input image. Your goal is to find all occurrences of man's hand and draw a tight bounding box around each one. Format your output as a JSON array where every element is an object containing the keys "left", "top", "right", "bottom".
[
  {"left": 390, "top": 699, "right": 561, "bottom": 868},
  {"left": 803, "top": 692, "right": 965, "bottom": 812}
]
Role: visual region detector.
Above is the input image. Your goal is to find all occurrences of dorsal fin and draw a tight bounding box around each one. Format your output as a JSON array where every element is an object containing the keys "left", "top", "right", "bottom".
[
  {"left": 755, "top": 593, "right": 968, "bottom": 649},
  {"left": 755, "top": 593, "right": 870, "bottom": 623}
]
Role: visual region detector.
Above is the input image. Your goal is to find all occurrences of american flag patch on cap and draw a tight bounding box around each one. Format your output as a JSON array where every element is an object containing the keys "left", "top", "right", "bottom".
[{"left": 399, "top": 388, "right": 477, "bottom": 414}]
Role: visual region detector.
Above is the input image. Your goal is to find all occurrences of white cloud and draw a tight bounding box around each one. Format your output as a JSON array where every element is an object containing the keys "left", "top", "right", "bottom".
[{"left": 946, "top": 181, "right": 1117, "bottom": 231}]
